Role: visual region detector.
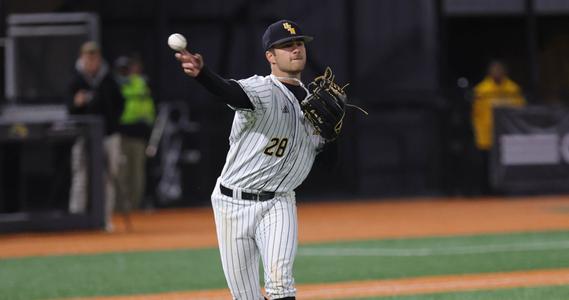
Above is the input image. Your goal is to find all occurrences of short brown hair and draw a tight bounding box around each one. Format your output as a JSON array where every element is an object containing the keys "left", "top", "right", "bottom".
[{"left": 80, "top": 41, "right": 100, "bottom": 54}]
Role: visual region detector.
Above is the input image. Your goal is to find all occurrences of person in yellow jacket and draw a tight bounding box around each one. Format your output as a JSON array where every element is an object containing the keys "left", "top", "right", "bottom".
[
  {"left": 115, "top": 56, "right": 156, "bottom": 211},
  {"left": 471, "top": 61, "right": 526, "bottom": 194},
  {"left": 472, "top": 61, "right": 526, "bottom": 150}
]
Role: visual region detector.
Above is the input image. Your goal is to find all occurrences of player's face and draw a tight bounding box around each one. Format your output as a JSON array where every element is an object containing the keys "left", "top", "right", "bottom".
[
  {"left": 489, "top": 63, "right": 506, "bottom": 82},
  {"left": 81, "top": 52, "right": 102, "bottom": 77},
  {"left": 268, "top": 40, "right": 306, "bottom": 75}
]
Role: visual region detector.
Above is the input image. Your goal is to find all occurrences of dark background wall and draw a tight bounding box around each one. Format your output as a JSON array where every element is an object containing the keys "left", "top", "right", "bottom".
[{"left": 2, "top": 0, "right": 568, "bottom": 206}]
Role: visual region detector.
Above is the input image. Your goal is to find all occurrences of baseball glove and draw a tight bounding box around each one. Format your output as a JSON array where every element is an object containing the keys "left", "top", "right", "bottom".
[{"left": 301, "top": 67, "right": 354, "bottom": 140}]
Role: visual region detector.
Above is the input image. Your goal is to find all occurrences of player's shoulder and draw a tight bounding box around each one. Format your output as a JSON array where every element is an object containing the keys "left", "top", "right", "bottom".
[
  {"left": 233, "top": 75, "right": 274, "bottom": 111},
  {"left": 503, "top": 78, "right": 521, "bottom": 91},
  {"left": 474, "top": 77, "right": 493, "bottom": 91},
  {"left": 237, "top": 74, "right": 273, "bottom": 89}
]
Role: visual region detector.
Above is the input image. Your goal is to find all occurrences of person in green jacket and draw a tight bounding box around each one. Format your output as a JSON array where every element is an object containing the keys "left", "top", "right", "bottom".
[{"left": 115, "top": 56, "right": 156, "bottom": 211}]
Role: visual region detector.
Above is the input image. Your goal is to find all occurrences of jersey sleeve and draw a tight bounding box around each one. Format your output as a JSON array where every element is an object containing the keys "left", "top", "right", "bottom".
[
  {"left": 231, "top": 75, "right": 273, "bottom": 112},
  {"left": 315, "top": 134, "right": 327, "bottom": 152}
]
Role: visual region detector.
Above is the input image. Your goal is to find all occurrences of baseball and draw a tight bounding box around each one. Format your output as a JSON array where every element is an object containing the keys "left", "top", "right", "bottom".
[{"left": 168, "top": 33, "right": 187, "bottom": 52}]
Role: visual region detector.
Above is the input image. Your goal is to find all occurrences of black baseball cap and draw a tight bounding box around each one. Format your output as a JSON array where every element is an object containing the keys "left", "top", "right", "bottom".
[{"left": 262, "top": 20, "right": 313, "bottom": 51}]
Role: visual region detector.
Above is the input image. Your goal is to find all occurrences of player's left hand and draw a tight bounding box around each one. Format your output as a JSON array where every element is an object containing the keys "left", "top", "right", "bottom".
[
  {"left": 175, "top": 50, "right": 204, "bottom": 77},
  {"left": 302, "top": 67, "right": 348, "bottom": 140}
]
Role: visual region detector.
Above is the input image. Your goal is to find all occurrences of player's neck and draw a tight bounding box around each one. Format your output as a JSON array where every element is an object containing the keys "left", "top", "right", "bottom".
[{"left": 271, "top": 70, "right": 301, "bottom": 85}]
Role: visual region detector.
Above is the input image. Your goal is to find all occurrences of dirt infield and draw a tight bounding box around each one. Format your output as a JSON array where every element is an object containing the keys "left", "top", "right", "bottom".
[
  {"left": 3, "top": 195, "right": 569, "bottom": 299},
  {"left": 1, "top": 196, "right": 569, "bottom": 258},
  {"left": 67, "top": 268, "right": 569, "bottom": 300}
]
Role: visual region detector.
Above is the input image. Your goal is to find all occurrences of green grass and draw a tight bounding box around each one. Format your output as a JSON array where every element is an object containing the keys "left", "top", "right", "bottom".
[
  {"left": 294, "top": 230, "right": 569, "bottom": 283},
  {"left": 0, "top": 249, "right": 226, "bottom": 300},
  {"left": 339, "top": 285, "right": 569, "bottom": 299},
  {"left": 2, "top": 231, "right": 569, "bottom": 300}
]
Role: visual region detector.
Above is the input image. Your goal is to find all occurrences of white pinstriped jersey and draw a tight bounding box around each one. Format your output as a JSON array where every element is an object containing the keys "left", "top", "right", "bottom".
[{"left": 219, "top": 74, "right": 325, "bottom": 193}]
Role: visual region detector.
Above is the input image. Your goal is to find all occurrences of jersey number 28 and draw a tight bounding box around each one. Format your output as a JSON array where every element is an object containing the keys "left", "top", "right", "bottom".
[{"left": 264, "top": 138, "right": 288, "bottom": 157}]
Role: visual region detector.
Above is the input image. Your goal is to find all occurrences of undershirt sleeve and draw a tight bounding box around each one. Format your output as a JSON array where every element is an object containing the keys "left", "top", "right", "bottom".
[{"left": 194, "top": 65, "right": 254, "bottom": 109}]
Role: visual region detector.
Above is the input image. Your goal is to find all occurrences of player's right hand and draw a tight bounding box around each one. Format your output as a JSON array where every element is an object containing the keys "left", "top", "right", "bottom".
[
  {"left": 175, "top": 50, "right": 204, "bottom": 78},
  {"left": 74, "top": 90, "right": 90, "bottom": 107}
]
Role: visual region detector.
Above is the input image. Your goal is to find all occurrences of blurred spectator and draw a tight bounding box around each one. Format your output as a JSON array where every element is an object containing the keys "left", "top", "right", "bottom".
[
  {"left": 471, "top": 60, "right": 526, "bottom": 193},
  {"left": 115, "top": 55, "right": 156, "bottom": 211},
  {"left": 67, "top": 41, "right": 124, "bottom": 231}
]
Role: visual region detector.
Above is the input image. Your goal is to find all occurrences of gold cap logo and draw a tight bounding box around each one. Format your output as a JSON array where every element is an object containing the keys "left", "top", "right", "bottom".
[{"left": 283, "top": 22, "right": 296, "bottom": 35}]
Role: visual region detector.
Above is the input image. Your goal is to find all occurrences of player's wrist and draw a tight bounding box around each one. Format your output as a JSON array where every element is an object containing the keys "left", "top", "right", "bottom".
[{"left": 194, "top": 65, "right": 210, "bottom": 81}]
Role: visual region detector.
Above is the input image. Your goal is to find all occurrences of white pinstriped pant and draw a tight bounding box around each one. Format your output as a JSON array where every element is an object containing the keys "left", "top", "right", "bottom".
[{"left": 211, "top": 180, "right": 298, "bottom": 300}]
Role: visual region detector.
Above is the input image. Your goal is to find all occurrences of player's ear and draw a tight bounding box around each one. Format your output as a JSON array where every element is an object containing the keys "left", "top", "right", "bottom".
[{"left": 265, "top": 50, "right": 276, "bottom": 65}]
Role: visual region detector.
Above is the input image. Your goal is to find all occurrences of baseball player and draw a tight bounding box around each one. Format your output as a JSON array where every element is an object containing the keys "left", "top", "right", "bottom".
[{"left": 175, "top": 20, "right": 333, "bottom": 300}]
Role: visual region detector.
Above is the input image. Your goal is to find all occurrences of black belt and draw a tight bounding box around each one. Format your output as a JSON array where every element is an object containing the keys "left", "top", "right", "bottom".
[{"left": 220, "top": 184, "right": 275, "bottom": 201}]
